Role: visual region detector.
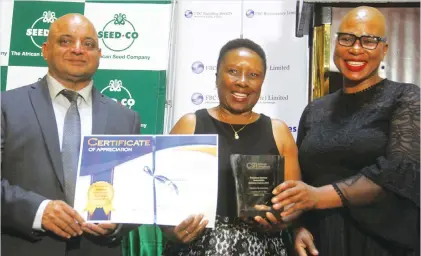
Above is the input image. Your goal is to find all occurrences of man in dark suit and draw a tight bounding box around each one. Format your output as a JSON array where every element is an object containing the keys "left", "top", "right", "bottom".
[{"left": 1, "top": 13, "right": 140, "bottom": 255}]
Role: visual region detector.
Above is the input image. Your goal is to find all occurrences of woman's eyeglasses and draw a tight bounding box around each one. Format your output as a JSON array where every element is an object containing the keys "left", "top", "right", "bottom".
[{"left": 336, "top": 32, "right": 387, "bottom": 50}]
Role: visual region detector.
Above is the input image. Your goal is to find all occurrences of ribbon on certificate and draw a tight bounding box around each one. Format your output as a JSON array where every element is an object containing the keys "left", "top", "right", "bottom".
[
  {"left": 149, "top": 138, "right": 181, "bottom": 225},
  {"left": 143, "top": 166, "right": 179, "bottom": 195},
  {"left": 144, "top": 164, "right": 179, "bottom": 225}
]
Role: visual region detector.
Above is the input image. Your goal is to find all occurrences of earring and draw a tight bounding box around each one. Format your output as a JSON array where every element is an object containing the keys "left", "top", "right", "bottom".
[{"left": 379, "top": 61, "right": 386, "bottom": 78}]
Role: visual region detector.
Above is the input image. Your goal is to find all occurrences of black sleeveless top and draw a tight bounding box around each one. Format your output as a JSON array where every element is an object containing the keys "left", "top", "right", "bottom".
[{"left": 194, "top": 109, "right": 280, "bottom": 218}]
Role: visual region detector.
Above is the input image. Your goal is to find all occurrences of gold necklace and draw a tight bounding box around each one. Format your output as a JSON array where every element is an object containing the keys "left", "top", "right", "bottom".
[
  {"left": 219, "top": 108, "right": 253, "bottom": 140},
  {"left": 230, "top": 124, "right": 248, "bottom": 140}
]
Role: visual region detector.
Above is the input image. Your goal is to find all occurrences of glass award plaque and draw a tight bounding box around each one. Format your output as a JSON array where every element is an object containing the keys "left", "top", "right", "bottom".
[{"left": 230, "top": 154, "right": 284, "bottom": 218}]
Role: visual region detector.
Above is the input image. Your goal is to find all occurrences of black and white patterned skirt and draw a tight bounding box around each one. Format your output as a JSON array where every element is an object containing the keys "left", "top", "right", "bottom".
[{"left": 163, "top": 215, "right": 292, "bottom": 256}]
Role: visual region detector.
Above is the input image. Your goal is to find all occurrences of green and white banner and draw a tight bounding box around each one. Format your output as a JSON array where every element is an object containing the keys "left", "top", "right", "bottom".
[
  {"left": 0, "top": 0, "right": 171, "bottom": 135},
  {"left": 0, "top": 0, "right": 172, "bottom": 255}
]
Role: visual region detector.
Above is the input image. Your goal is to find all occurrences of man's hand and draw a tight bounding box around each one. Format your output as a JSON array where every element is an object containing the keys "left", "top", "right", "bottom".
[
  {"left": 81, "top": 223, "right": 117, "bottom": 236},
  {"left": 41, "top": 200, "right": 85, "bottom": 239},
  {"left": 295, "top": 227, "right": 319, "bottom": 256}
]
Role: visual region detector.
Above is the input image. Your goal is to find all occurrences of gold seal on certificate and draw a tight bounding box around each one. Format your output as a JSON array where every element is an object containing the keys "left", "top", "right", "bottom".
[{"left": 84, "top": 181, "right": 115, "bottom": 215}]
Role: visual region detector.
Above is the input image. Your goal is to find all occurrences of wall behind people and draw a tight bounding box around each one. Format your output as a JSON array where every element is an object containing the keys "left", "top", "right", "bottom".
[
  {"left": 0, "top": 0, "right": 171, "bottom": 135},
  {"left": 0, "top": 1, "right": 172, "bottom": 256},
  {"left": 164, "top": 0, "right": 310, "bottom": 138}
]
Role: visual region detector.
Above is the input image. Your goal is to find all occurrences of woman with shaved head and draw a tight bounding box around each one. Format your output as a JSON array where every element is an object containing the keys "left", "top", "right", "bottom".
[{"left": 270, "top": 6, "right": 420, "bottom": 256}]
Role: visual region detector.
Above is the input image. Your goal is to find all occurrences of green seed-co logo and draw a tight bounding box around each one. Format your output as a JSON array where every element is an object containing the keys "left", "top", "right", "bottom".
[
  {"left": 26, "top": 11, "right": 57, "bottom": 49},
  {"left": 101, "top": 79, "right": 136, "bottom": 109},
  {"left": 98, "top": 13, "right": 138, "bottom": 52}
]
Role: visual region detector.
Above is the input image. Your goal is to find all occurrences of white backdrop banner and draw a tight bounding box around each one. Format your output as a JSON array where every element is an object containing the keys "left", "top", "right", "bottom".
[{"left": 167, "top": 0, "right": 309, "bottom": 138}]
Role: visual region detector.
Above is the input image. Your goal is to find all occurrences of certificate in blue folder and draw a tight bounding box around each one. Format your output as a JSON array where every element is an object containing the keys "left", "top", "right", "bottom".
[{"left": 73, "top": 135, "right": 218, "bottom": 228}]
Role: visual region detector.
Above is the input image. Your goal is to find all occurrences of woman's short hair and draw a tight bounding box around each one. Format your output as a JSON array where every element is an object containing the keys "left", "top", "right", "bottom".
[{"left": 216, "top": 38, "right": 267, "bottom": 74}]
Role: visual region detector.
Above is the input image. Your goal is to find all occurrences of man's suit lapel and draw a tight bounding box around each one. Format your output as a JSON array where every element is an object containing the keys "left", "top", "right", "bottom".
[
  {"left": 28, "top": 77, "right": 65, "bottom": 188},
  {"left": 92, "top": 87, "right": 108, "bottom": 134}
]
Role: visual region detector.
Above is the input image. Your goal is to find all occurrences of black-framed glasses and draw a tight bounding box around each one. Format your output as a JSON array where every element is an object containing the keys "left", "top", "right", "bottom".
[{"left": 336, "top": 32, "right": 387, "bottom": 50}]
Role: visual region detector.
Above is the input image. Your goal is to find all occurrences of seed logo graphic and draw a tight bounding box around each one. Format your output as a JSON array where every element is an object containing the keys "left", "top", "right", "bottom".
[
  {"left": 26, "top": 11, "right": 57, "bottom": 49},
  {"left": 98, "top": 13, "right": 138, "bottom": 52},
  {"left": 101, "top": 79, "right": 136, "bottom": 109}
]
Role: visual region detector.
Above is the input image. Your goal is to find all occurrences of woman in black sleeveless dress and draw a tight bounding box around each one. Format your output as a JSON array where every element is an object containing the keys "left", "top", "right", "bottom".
[{"left": 161, "top": 38, "right": 301, "bottom": 255}]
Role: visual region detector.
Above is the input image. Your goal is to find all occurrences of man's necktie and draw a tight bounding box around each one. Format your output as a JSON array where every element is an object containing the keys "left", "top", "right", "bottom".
[{"left": 61, "top": 89, "right": 81, "bottom": 206}]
